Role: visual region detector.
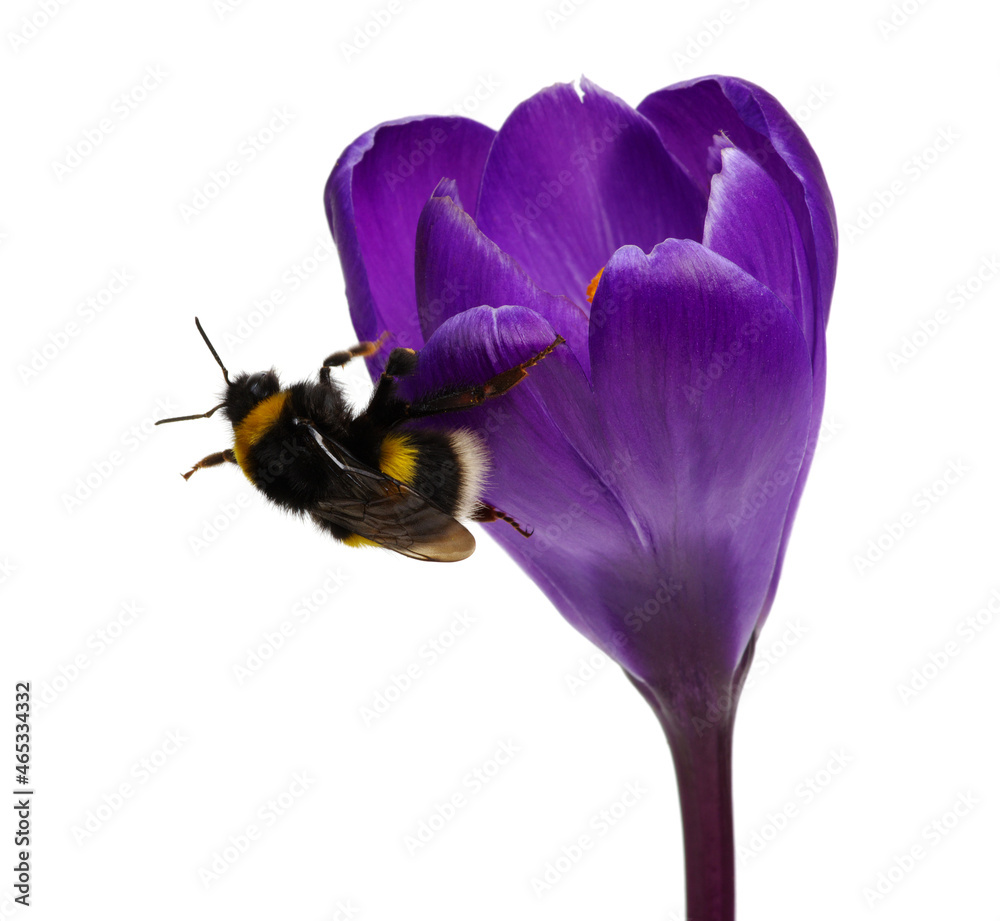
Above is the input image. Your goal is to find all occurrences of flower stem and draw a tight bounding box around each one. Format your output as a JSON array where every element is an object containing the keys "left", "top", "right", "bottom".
[
  {"left": 628, "top": 636, "right": 754, "bottom": 921},
  {"left": 664, "top": 715, "right": 736, "bottom": 921}
]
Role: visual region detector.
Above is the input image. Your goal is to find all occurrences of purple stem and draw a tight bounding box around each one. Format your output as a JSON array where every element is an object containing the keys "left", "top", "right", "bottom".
[
  {"left": 627, "top": 635, "right": 754, "bottom": 921},
  {"left": 664, "top": 714, "right": 736, "bottom": 921}
]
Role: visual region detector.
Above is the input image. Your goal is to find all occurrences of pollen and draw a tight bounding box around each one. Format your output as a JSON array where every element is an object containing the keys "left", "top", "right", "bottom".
[
  {"left": 586, "top": 267, "right": 604, "bottom": 303},
  {"left": 379, "top": 433, "right": 419, "bottom": 485}
]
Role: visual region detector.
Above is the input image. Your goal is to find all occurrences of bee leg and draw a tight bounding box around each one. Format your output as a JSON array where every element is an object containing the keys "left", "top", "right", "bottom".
[
  {"left": 320, "top": 332, "right": 390, "bottom": 387},
  {"left": 181, "top": 448, "right": 236, "bottom": 481},
  {"left": 363, "top": 347, "right": 421, "bottom": 424},
  {"left": 322, "top": 331, "right": 391, "bottom": 368},
  {"left": 383, "top": 346, "right": 420, "bottom": 377},
  {"left": 471, "top": 502, "right": 533, "bottom": 538},
  {"left": 404, "top": 335, "right": 565, "bottom": 418}
]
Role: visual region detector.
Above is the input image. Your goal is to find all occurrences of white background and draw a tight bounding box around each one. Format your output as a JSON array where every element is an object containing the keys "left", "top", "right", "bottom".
[{"left": 2, "top": 0, "right": 998, "bottom": 918}]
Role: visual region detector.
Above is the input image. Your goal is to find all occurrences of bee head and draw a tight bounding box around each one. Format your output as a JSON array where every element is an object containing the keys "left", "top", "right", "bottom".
[
  {"left": 156, "top": 318, "right": 282, "bottom": 429},
  {"left": 224, "top": 369, "right": 282, "bottom": 426}
]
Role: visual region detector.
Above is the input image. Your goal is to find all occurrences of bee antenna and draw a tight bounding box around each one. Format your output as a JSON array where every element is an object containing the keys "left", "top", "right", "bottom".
[
  {"left": 155, "top": 402, "right": 226, "bottom": 426},
  {"left": 194, "top": 316, "right": 231, "bottom": 384},
  {"left": 155, "top": 319, "right": 232, "bottom": 426}
]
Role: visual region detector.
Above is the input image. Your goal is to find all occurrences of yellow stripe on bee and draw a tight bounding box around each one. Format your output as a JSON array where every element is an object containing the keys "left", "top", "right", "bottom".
[
  {"left": 342, "top": 534, "right": 380, "bottom": 549},
  {"left": 232, "top": 391, "right": 290, "bottom": 477},
  {"left": 379, "top": 433, "right": 419, "bottom": 485}
]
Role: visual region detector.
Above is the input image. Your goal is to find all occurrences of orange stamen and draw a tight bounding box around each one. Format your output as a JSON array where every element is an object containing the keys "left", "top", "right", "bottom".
[{"left": 586, "top": 267, "right": 604, "bottom": 304}]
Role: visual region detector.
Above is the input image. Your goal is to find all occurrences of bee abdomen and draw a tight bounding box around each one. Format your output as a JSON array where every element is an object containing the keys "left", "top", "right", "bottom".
[{"left": 380, "top": 429, "right": 488, "bottom": 520}]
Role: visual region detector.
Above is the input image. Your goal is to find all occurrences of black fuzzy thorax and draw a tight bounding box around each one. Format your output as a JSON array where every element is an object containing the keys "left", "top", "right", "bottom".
[
  {"left": 231, "top": 370, "right": 473, "bottom": 527},
  {"left": 242, "top": 380, "right": 358, "bottom": 511}
]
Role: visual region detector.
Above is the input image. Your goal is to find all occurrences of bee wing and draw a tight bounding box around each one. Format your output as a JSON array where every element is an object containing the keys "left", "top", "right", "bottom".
[
  {"left": 310, "top": 491, "right": 476, "bottom": 562},
  {"left": 303, "top": 424, "right": 476, "bottom": 563}
]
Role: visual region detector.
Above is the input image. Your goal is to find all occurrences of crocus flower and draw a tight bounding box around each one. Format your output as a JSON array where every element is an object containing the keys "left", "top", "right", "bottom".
[{"left": 326, "top": 76, "right": 835, "bottom": 920}]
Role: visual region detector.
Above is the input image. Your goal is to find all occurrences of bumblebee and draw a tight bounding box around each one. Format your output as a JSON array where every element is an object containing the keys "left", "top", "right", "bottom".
[{"left": 157, "top": 319, "right": 563, "bottom": 562}]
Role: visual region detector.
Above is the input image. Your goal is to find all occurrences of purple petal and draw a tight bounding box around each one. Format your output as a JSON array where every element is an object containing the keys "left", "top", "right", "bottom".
[
  {"left": 414, "top": 181, "right": 591, "bottom": 376},
  {"left": 710, "top": 78, "right": 838, "bottom": 618},
  {"left": 637, "top": 80, "right": 760, "bottom": 195},
  {"left": 646, "top": 79, "right": 836, "bottom": 628},
  {"left": 638, "top": 76, "right": 837, "bottom": 330},
  {"left": 403, "top": 305, "right": 642, "bottom": 654},
  {"left": 702, "top": 147, "right": 829, "bottom": 626},
  {"left": 474, "top": 78, "right": 705, "bottom": 308},
  {"left": 325, "top": 116, "right": 495, "bottom": 358},
  {"left": 704, "top": 145, "right": 814, "bottom": 356},
  {"left": 715, "top": 76, "right": 837, "bottom": 328},
  {"left": 587, "top": 240, "right": 814, "bottom": 678}
]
